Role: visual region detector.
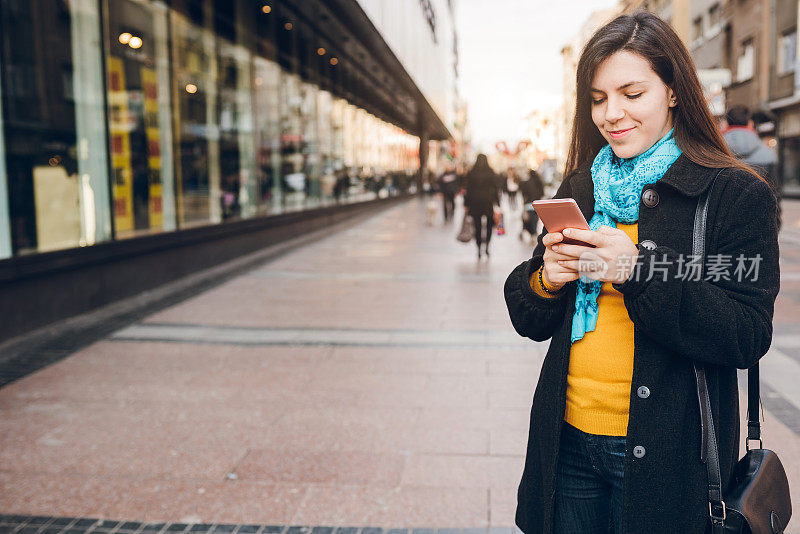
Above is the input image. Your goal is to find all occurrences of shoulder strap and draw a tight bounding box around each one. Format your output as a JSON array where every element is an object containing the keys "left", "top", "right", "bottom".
[
  {"left": 691, "top": 172, "right": 726, "bottom": 532},
  {"left": 691, "top": 171, "right": 764, "bottom": 532}
]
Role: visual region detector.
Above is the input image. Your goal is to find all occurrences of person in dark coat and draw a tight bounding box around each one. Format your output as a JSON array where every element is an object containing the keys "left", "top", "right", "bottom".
[
  {"left": 437, "top": 163, "right": 459, "bottom": 222},
  {"left": 519, "top": 169, "right": 545, "bottom": 239},
  {"left": 464, "top": 153, "right": 501, "bottom": 258},
  {"left": 723, "top": 105, "right": 782, "bottom": 230},
  {"left": 504, "top": 12, "right": 780, "bottom": 534}
]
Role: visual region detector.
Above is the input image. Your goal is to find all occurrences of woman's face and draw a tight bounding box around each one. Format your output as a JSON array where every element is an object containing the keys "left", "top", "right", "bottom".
[{"left": 590, "top": 50, "right": 676, "bottom": 159}]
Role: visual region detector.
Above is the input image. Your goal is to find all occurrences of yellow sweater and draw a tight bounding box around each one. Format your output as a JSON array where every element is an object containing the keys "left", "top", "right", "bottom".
[{"left": 530, "top": 223, "right": 638, "bottom": 436}]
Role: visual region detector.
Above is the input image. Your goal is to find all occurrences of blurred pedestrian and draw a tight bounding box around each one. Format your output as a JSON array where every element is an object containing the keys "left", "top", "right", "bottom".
[
  {"left": 464, "top": 153, "right": 500, "bottom": 259},
  {"left": 506, "top": 167, "right": 521, "bottom": 211},
  {"left": 519, "top": 169, "right": 545, "bottom": 240},
  {"left": 333, "top": 168, "right": 348, "bottom": 203},
  {"left": 437, "top": 163, "right": 459, "bottom": 222},
  {"left": 723, "top": 105, "right": 782, "bottom": 229},
  {"left": 504, "top": 12, "right": 779, "bottom": 534}
]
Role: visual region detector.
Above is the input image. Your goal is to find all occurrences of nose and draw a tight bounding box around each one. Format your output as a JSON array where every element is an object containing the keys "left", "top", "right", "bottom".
[{"left": 604, "top": 96, "right": 625, "bottom": 124}]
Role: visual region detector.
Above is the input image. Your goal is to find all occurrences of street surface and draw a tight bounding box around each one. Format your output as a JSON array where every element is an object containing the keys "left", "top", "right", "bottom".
[{"left": 1, "top": 195, "right": 799, "bottom": 532}]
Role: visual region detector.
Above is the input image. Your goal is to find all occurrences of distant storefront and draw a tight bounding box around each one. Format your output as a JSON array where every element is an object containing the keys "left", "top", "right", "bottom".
[
  {"left": 776, "top": 105, "right": 800, "bottom": 197},
  {"left": 0, "top": 0, "right": 446, "bottom": 259}
]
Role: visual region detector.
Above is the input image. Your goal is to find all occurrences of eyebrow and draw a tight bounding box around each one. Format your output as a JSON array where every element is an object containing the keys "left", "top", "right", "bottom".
[{"left": 590, "top": 81, "right": 646, "bottom": 92}]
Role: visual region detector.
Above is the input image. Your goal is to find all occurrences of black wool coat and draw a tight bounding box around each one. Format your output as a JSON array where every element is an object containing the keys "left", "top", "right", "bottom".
[
  {"left": 504, "top": 155, "right": 780, "bottom": 534},
  {"left": 464, "top": 170, "right": 500, "bottom": 216}
]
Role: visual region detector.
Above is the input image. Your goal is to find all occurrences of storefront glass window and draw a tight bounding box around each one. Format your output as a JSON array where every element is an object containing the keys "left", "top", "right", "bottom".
[
  {"left": 330, "top": 98, "right": 347, "bottom": 203},
  {"left": 253, "top": 57, "right": 282, "bottom": 214},
  {"left": 105, "top": 0, "right": 175, "bottom": 237},
  {"left": 171, "top": 6, "right": 220, "bottom": 227},
  {"left": 780, "top": 137, "right": 800, "bottom": 195},
  {"left": 0, "top": 47, "right": 10, "bottom": 258},
  {"left": 316, "top": 90, "right": 335, "bottom": 204},
  {"left": 300, "top": 82, "right": 319, "bottom": 207},
  {"left": 0, "top": 0, "right": 111, "bottom": 255},
  {"left": 343, "top": 104, "right": 356, "bottom": 170},
  {"left": 217, "top": 41, "right": 253, "bottom": 220},
  {"left": 279, "top": 72, "right": 305, "bottom": 211}
]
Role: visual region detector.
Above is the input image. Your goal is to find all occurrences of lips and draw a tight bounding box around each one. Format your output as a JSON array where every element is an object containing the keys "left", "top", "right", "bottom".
[{"left": 608, "top": 127, "right": 634, "bottom": 140}]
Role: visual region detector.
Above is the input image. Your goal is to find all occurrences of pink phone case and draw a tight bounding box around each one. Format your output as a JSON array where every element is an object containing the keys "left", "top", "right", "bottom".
[{"left": 531, "top": 198, "right": 595, "bottom": 247}]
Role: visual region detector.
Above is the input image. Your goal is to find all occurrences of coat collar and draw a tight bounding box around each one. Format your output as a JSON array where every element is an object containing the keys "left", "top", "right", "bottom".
[{"left": 656, "top": 154, "right": 722, "bottom": 197}]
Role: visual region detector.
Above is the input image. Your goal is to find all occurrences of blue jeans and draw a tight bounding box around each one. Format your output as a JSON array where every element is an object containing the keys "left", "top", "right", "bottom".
[{"left": 553, "top": 421, "right": 626, "bottom": 534}]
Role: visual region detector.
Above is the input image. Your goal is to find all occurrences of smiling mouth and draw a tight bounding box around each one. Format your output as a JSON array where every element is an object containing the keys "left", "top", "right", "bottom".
[{"left": 608, "top": 127, "right": 634, "bottom": 139}]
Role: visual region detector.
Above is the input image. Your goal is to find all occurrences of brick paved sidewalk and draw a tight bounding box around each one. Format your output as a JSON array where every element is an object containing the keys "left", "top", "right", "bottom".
[{"left": 2, "top": 197, "right": 800, "bottom": 532}]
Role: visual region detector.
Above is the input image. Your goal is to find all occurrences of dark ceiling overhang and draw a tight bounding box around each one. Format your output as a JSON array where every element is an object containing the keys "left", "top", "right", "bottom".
[{"left": 288, "top": 0, "right": 452, "bottom": 141}]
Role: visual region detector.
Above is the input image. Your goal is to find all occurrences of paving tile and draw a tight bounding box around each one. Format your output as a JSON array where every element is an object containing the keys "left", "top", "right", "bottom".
[
  {"left": 489, "top": 487, "right": 518, "bottom": 529},
  {"left": 291, "top": 485, "right": 488, "bottom": 526},
  {"left": 400, "top": 454, "right": 524, "bottom": 489},
  {"left": 234, "top": 451, "right": 405, "bottom": 486},
  {"left": 488, "top": 429, "right": 528, "bottom": 457}
]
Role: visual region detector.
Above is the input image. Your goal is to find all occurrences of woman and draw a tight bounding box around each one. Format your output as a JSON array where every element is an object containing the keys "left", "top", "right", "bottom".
[
  {"left": 504, "top": 12, "right": 779, "bottom": 534},
  {"left": 464, "top": 153, "right": 501, "bottom": 258}
]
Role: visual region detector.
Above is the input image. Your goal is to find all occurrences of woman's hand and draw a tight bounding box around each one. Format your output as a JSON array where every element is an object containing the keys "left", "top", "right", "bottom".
[
  {"left": 553, "top": 226, "right": 640, "bottom": 284},
  {"left": 541, "top": 232, "right": 581, "bottom": 290}
]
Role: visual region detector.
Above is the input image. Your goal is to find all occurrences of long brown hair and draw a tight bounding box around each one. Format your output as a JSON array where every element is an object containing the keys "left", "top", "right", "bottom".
[{"left": 565, "top": 11, "right": 763, "bottom": 181}]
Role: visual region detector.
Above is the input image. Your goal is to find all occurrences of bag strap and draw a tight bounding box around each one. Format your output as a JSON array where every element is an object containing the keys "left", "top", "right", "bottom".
[
  {"left": 691, "top": 171, "right": 765, "bottom": 533},
  {"left": 691, "top": 171, "right": 726, "bottom": 532},
  {"left": 747, "top": 364, "right": 761, "bottom": 447}
]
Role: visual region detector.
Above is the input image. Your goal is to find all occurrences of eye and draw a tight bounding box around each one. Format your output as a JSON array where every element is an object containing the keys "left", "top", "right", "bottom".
[
  {"left": 591, "top": 97, "right": 606, "bottom": 105},
  {"left": 626, "top": 92, "right": 643, "bottom": 100}
]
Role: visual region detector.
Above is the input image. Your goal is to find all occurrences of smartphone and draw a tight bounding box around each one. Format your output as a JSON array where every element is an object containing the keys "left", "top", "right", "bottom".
[{"left": 531, "top": 198, "right": 595, "bottom": 248}]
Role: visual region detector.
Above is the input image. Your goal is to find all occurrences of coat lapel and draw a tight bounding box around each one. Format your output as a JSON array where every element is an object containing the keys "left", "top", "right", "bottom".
[{"left": 657, "top": 154, "right": 720, "bottom": 197}]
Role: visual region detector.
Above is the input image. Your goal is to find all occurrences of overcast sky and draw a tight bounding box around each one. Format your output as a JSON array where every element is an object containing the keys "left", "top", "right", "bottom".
[{"left": 457, "top": 0, "right": 618, "bottom": 152}]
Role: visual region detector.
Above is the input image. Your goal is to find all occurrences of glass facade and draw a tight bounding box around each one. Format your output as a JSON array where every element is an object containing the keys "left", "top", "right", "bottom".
[
  {"left": 0, "top": 0, "right": 420, "bottom": 259},
  {"left": 0, "top": 0, "right": 111, "bottom": 255}
]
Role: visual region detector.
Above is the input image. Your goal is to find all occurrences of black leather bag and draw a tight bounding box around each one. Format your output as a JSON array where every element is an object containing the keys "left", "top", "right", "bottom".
[{"left": 692, "top": 173, "right": 792, "bottom": 534}]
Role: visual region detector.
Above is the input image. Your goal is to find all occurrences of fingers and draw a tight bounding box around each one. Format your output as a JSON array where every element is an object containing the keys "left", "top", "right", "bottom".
[
  {"left": 550, "top": 242, "right": 596, "bottom": 258},
  {"left": 557, "top": 259, "right": 580, "bottom": 270},
  {"left": 543, "top": 264, "right": 580, "bottom": 285},
  {"left": 544, "top": 248, "right": 580, "bottom": 262},
  {"left": 541, "top": 232, "right": 563, "bottom": 247},
  {"left": 563, "top": 227, "right": 603, "bottom": 246}
]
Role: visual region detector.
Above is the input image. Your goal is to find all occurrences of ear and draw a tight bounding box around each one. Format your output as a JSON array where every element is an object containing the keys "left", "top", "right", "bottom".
[{"left": 667, "top": 87, "right": 677, "bottom": 108}]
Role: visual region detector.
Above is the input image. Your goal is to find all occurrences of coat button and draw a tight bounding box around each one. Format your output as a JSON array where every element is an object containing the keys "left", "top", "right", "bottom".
[
  {"left": 637, "top": 386, "right": 650, "bottom": 399},
  {"left": 633, "top": 445, "right": 646, "bottom": 458},
  {"left": 640, "top": 240, "right": 657, "bottom": 251},
  {"left": 642, "top": 188, "right": 659, "bottom": 207}
]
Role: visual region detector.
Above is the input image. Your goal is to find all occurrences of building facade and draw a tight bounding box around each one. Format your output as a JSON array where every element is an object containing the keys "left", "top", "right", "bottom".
[
  {"left": 769, "top": 0, "right": 800, "bottom": 195},
  {"left": 723, "top": 0, "right": 771, "bottom": 119},
  {"left": 620, "top": 0, "right": 691, "bottom": 42},
  {"left": 0, "top": 0, "right": 456, "bottom": 260}
]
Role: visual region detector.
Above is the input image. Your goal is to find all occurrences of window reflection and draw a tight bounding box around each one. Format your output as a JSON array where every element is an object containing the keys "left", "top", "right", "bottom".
[
  {"left": 171, "top": 8, "right": 222, "bottom": 227},
  {"left": 253, "top": 57, "right": 282, "bottom": 214},
  {"left": 317, "top": 90, "right": 334, "bottom": 204},
  {"left": 301, "top": 82, "right": 320, "bottom": 206},
  {"left": 280, "top": 73, "right": 305, "bottom": 211},
  {"left": 105, "top": 0, "right": 174, "bottom": 237},
  {"left": 0, "top": 0, "right": 109, "bottom": 254},
  {"left": 0, "top": 0, "right": 424, "bottom": 259},
  {"left": 216, "top": 22, "right": 255, "bottom": 220}
]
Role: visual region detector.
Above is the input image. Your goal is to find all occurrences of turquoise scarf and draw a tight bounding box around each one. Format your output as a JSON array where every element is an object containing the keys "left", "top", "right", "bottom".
[{"left": 571, "top": 129, "right": 681, "bottom": 344}]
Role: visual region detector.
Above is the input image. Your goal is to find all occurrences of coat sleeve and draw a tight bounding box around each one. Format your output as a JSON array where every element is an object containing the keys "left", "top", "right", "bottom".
[
  {"left": 504, "top": 175, "right": 575, "bottom": 341},
  {"left": 614, "top": 177, "right": 780, "bottom": 369}
]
